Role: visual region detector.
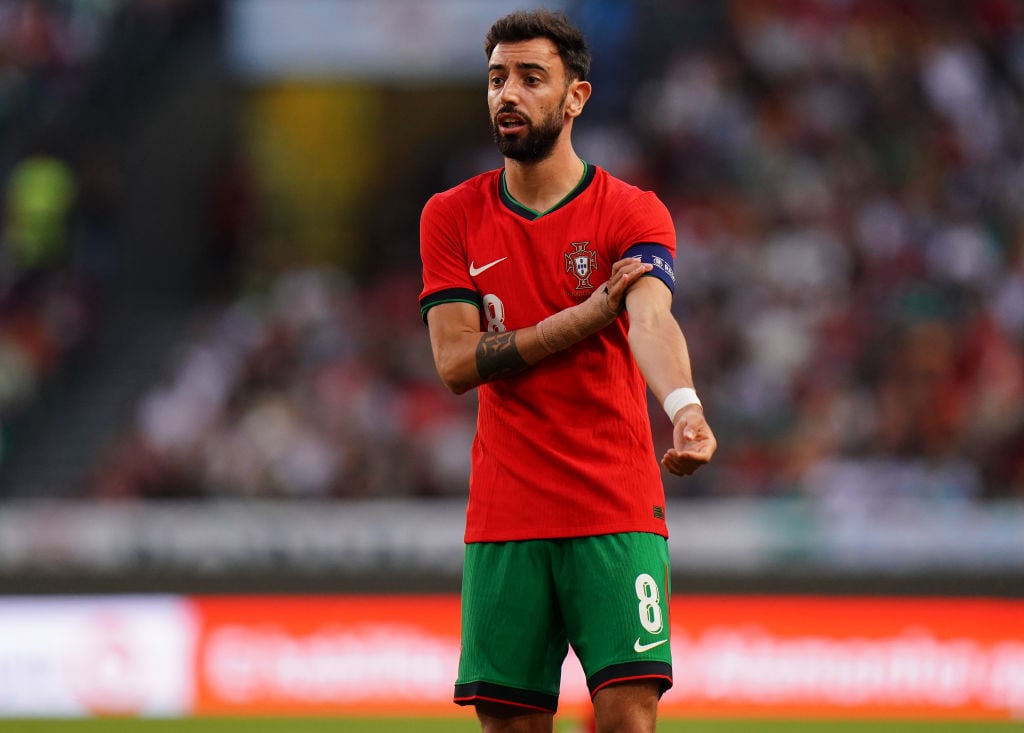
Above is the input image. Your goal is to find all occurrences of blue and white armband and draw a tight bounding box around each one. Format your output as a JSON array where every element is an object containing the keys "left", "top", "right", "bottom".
[{"left": 623, "top": 243, "right": 676, "bottom": 294}]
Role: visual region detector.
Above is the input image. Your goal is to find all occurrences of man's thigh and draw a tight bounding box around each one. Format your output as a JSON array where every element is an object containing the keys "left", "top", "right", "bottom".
[
  {"left": 455, "top": 540, "right": 568, "bottom": 713},
  {"left": 557, "top": 532, "right": 673, "bottom": 698}
]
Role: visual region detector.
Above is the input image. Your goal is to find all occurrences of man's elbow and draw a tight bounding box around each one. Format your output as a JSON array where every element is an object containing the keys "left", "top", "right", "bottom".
[
  {"left": 434, "top": 358, "right": 477, "bottom": 396},
  {"left": 442, "top": 376, "right": 474, "bottom": 396},
  {"left": 627, "top": 317, "right": 660, "bottom": 346}
]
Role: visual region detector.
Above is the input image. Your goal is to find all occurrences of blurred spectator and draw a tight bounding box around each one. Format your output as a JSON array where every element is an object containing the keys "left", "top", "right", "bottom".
[
  {"left": 203, "top": 146, "right": 256, "bottom": 297},
  {"left": 2, "top": 150, "right": 76, "bottom": 275},
  {"left": 73, "top": 141, "right": 121, "bottom": 292},
  {"left": 0, "top": 145, "right": 91, "bottom": 435}
]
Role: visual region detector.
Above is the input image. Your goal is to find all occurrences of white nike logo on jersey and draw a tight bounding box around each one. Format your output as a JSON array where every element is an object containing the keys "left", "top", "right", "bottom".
[
  {"left": 633, "top": 638, "right": 668, "bottom": 653},
  {"left": 469, "top": 257, "right": 508, "bottom": 277}
]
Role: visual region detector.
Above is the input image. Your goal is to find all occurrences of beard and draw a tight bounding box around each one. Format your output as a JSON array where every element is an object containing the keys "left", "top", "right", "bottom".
[{"left": 490, "top": 104, "right": 565, "bottom": 163}]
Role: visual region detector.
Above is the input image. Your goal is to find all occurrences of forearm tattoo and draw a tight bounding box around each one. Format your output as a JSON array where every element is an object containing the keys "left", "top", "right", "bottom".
[{"left": 476, "top": 331, "right": 529, "bottom": 382}]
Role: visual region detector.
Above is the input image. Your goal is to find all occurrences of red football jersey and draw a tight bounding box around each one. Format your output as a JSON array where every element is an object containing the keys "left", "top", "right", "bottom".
[{"left": 419, "top": 163, "right": 676, "bottom": 542}]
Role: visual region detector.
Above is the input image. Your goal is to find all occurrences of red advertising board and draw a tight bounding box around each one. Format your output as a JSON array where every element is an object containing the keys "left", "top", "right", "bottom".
[
  {"left": 663, "top": 596, "right": 1024, "bottom": 720},
  {"left": 193, "top": 595, "right": 463, "bottom": 716},
  {"left": 188, "top": 595, "right": 1024, "bottom": 720}
]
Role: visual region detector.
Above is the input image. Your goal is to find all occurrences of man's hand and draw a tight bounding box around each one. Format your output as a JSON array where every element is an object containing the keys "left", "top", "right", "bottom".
[
  {"left": 662, "top": 404, "right": 717, "bottom": 475},
  {"left": 599, "top": 258, "right": 652, "bottom": 315}
]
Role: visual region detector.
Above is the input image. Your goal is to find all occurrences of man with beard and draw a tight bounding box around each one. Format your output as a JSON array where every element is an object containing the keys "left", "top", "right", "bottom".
[{"left": 418, "top": 10, "right": 716, "bottom": 733}]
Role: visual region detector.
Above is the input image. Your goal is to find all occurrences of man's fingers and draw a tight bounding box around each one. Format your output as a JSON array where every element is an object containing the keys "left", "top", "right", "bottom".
[
  {"left": 602, "top": 263, "right": 652, "bottom": 313},
  {"left": 662, "top": 447, "right": 713, "bottom": 475},
  {"left": 609, "top": 263, "right": 652, "bottom": 292},
  {"left": 624, "top": 263, "right": 652, "bottom": 279}
]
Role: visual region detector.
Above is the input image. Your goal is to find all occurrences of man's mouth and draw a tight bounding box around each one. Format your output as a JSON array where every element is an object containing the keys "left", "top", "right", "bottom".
[{"left": 496, "top": 112, "right": 527, "bottom": 133}]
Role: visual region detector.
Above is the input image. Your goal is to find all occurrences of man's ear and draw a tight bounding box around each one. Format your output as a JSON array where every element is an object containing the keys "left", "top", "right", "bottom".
[{"left": 566, "top": 80, "right": 592, "bottom": 119}]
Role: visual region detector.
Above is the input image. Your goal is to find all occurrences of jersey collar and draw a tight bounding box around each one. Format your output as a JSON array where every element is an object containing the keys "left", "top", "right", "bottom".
[{"left": 498, "top": 161, "right": 597, "bottom": 220}]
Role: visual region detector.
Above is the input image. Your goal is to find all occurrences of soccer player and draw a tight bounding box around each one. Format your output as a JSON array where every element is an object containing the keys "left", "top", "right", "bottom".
[{"left": 418, "top": 10, "right": 716, "bottom": 733}]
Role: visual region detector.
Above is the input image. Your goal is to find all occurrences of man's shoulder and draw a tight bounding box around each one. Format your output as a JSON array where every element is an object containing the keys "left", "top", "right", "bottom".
[
  {"left": 588, "top": 166, "right": 671, "bottom": 225},
  {"left": 428, "top": 168, "right": 502, "bottom": 208},
  {"left": 593, "top": 165, "right": 659, "bottom": 201}
]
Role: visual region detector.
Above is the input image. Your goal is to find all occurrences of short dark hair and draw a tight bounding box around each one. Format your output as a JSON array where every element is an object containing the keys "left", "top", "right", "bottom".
[{"left": 485, "top": 9, "right": 591, "bottom": 82}]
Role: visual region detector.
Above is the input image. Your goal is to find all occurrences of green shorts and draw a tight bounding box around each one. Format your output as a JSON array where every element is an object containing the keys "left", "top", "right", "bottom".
[{"left": 453, "top": 532, "right": 672, "bottom": 713}]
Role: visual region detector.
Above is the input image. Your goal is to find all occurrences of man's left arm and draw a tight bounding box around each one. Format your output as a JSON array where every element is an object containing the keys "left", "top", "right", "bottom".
[{"left": 625, "top": 276, "right": 717, "bottom": 476}]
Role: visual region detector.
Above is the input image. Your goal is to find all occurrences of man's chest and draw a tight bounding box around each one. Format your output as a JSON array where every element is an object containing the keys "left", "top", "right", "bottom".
[{"left": 464, "top": 212, "right": 622, "bottom": 328}]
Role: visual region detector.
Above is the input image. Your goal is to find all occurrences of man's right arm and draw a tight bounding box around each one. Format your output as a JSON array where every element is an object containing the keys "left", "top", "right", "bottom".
[
  {"left": 426, "top": 301, "right": 548, "bottom": 395},
  {"left": 425, "top": 258, "right": 652, "bottom": 395}
]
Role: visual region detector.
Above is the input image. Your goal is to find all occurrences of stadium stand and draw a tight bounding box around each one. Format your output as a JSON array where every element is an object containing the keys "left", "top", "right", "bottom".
[
  {"left": 2, "top": 0, "right": 1023, "bottom": 512},
  {"left": 0, "top": 0, "right": 223, "bottom": 491}
]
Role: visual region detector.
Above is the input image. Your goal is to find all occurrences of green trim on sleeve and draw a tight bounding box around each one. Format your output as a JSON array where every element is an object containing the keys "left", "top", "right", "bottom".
[{"left": 420, "top": 287, "right": 482, "bottom": 323}]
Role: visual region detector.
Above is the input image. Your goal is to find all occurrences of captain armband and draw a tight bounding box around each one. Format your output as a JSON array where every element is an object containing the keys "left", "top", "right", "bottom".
[{"left": 622, "top": 243, "right": 676, "bottom": 294}]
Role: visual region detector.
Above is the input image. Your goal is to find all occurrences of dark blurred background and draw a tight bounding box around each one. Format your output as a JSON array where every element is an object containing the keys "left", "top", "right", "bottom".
[{"left": 0, "top": 0, "right": 1022, "bottom": 593}]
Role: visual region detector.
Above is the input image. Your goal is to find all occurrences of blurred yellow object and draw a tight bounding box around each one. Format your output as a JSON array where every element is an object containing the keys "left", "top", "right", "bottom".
[{"left": 3, "top": 155, "right": 77, "bottom": 270}]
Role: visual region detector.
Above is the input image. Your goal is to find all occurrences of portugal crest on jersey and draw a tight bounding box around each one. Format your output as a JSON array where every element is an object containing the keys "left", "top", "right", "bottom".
[{"left": 565, "top": 241, "right": 598, "bottom": 290}]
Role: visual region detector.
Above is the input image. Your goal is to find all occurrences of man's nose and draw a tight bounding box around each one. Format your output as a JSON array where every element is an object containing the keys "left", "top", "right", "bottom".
[{"left": 498, "top": 79, "right": 520, "bottom": 105}]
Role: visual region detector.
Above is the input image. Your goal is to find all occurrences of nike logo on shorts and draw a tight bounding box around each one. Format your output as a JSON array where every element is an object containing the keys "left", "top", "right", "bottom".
[
  {"left": 633, "top": 637, "right": 668, "bottom": 653},
  {"left": 469, "top": 257, "right": 508, "bottom": 277}
]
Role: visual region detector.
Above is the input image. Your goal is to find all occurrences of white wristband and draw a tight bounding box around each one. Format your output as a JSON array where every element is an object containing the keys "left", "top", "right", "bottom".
[{"left": 663, "top": 387, "right": 701, "bottom": 422}]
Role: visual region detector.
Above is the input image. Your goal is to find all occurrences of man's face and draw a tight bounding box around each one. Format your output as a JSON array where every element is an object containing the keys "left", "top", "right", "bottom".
[{"left": 487, "top": 38, "right": 570, "bottom": 163}]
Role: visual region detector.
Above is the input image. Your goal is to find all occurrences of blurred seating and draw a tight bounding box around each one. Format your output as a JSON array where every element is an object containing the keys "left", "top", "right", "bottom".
[
  {"left": 0, "top": 0, "right": 219, "bottom": 468},
  {"left": 88, "top": 267, "right": 474, "bottom": 499}
]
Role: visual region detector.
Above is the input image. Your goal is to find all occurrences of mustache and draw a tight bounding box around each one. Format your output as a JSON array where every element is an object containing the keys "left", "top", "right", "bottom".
[{"left": 495, "top": 104, "right": 530, "bottom": 122}]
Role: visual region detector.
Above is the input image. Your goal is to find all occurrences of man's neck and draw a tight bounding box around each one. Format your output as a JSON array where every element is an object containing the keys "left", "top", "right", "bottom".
[{"left": 502, "top": 145, "right": 585, "bottom": 214}]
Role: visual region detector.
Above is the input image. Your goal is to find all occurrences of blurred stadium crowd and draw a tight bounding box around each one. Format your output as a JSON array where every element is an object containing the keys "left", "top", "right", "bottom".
[
  {"left": 3, "top": 1, "right": 1024, "bottom": 506},
  {"left": 0, "top": 0, "right": 218, "bottom": 463}
]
